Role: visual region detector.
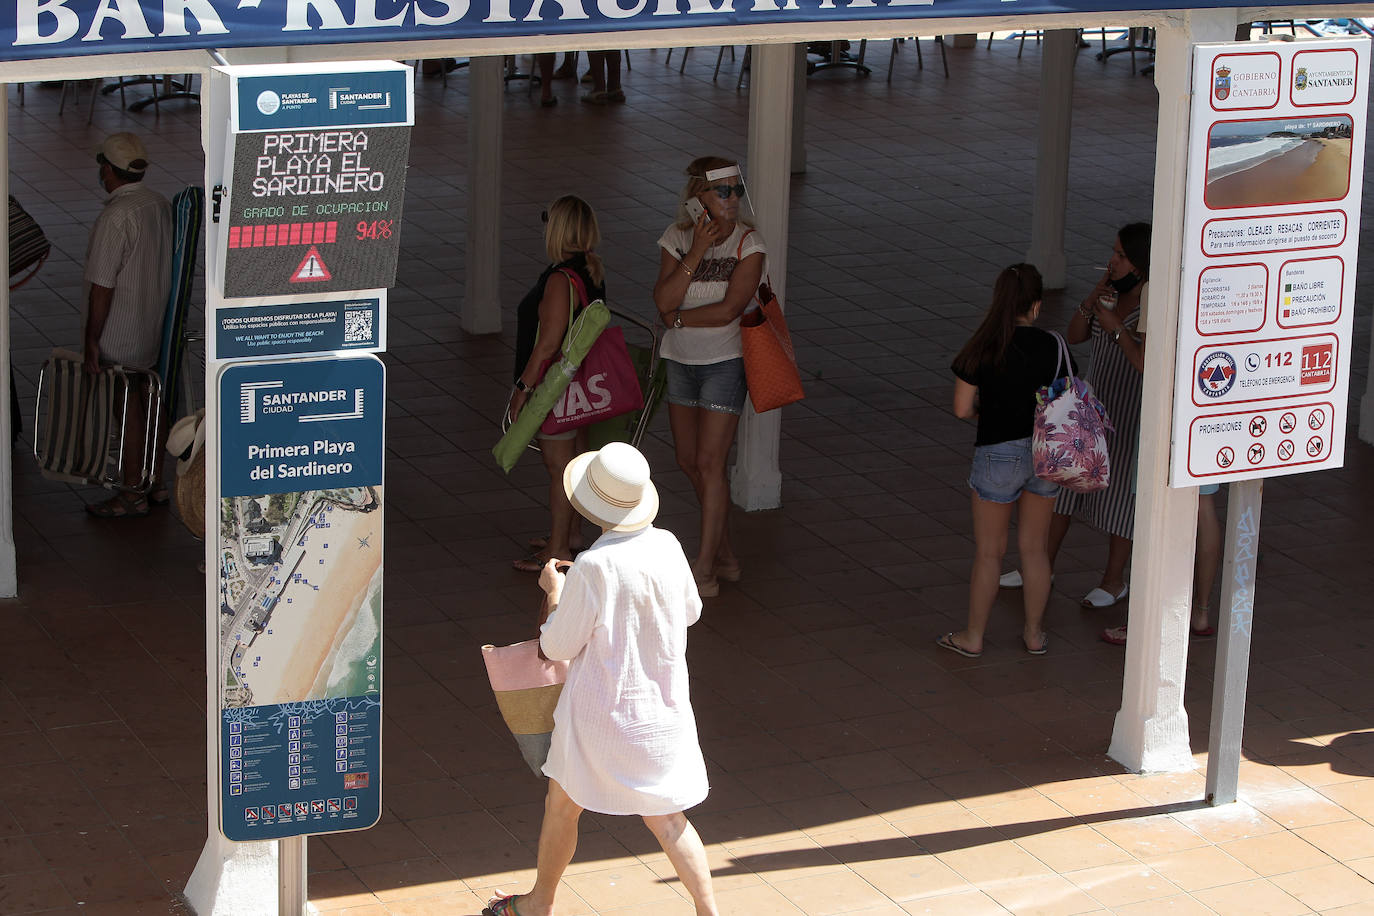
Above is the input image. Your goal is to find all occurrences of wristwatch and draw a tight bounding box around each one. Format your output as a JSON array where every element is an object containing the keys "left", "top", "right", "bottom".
[
  {"left": 672, "top": 310, "right": 684, "bottom": 329},
  {"left": 514, "top": 377, "right": 531, "bottom": 393},
  {"left": 1111, "top": 327, "right": 1125, "bottom": 343}
]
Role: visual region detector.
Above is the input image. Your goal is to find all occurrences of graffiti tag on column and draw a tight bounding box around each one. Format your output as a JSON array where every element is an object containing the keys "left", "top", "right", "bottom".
[{"left": 1230, "top": 506, "right": 1257, "bottom": 637}]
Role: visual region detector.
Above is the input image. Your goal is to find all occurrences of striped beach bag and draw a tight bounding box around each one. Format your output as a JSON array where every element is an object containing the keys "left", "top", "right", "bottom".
[
  {"left": 481, "top": 639, "right": 568, "bottom": 777},
  {"left": 35, "top": 349, "right": 117, "bottom": 485}
]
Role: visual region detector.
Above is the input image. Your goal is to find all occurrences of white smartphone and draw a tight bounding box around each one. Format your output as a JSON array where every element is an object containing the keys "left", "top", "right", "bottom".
[{"left": 684, "top": 198, "right": 709, "bottom": 223}]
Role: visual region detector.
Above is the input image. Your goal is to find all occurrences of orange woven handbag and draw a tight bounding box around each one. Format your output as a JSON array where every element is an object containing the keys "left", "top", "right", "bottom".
[{"left": 740, "top": 281, "right": 804, "bottom": 412}]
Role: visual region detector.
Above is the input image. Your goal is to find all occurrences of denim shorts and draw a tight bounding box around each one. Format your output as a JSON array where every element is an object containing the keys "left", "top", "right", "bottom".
[
  {"left": 664, "top": 358, "right": 747, "bottom": 415},
  {"left": 968, "top": 437, "right": 1059, "bottom": 503}
]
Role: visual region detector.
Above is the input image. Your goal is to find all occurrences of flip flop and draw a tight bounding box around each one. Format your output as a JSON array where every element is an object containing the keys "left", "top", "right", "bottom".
[
  {"left": 694, "top": 573, "right": 719, "bottom": 598},
  {"left": 1101, "top": 625, "right": 1128, "bottom": 646},
  {"left": 715, "top": 561, "right": 741, "bottom": 583},
  {"left": 512, "top": 553, "right": 547, "bottom": 573},
  {"left": 1023, "top": 634, "right": 1049, "bottom": 655},
  {"left": 1082, "top": 584, "right": 1129, "bottom": 608},
  {"left": 936, "top": 632, "right": 982, "bottom": 659},
  {"left": 1190, "top": 625, "right": 1217, "bottom": 639},
  {"left": 484, "top": 893, "right": 524, "bottom": 916},
  {"left": 85, "top": 493, "right": 150, "bottom": 519}
]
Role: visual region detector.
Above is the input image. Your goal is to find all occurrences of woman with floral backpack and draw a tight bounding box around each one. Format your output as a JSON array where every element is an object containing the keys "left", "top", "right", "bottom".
[{"left": 939, "top": 263, "right": 1074, "bottom": 658}]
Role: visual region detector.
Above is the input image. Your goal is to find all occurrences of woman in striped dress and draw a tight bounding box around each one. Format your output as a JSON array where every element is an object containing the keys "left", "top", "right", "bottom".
[{"left": 1003, "top": 223, "right": 1151, "bottom": 608}]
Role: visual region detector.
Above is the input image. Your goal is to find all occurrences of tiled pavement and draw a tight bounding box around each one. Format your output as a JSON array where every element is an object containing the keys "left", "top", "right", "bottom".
[{"left": 2, "top": 34, "right": 1374, "bottom": 916}]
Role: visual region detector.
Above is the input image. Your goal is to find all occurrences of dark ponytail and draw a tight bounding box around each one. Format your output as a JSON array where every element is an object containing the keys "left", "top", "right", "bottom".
[{"left": 952, "top": 263, "right": 1044, "bottom": 378}]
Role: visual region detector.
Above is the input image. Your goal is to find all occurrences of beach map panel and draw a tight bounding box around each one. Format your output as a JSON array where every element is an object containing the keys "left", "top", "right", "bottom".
[{"left": 218, "top": 356, "right": 384, "bottom": 841}]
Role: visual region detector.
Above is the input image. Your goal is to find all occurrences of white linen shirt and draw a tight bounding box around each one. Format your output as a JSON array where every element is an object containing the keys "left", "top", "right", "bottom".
[
  {"left": 83, "top": 182, "right": 173, "bottom": 369},
  {"left": 540, "top": 525, "right": 708, "bottom": 816}
]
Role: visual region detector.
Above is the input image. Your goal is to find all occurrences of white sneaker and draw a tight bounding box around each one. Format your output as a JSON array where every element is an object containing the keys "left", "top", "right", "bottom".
[{"left": 999, "top": 569, "right": 1023, "bottom": 588}]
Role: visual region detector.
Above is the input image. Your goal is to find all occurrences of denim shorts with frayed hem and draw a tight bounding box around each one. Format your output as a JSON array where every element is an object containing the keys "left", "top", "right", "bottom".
[
  {"left": 968, "top": 437, "right": 1059, "bottom": 504},
  {"left": 664, "top": 357, "right": 747, "bottom": 415}
]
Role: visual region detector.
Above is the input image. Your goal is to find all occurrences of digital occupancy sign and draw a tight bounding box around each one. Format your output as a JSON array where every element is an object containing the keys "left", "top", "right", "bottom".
[
  {"left": 217, "top": 356, "right": 384, "bottom": 841},
  {"left": 1170, "top": 38, "right": 1368, "bottom": 485},
  {"left": 222, "top": 65, "right": 412, "bottom": 299}
]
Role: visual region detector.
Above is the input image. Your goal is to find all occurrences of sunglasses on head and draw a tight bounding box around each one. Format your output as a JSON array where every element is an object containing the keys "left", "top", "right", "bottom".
[
  {"left": 540, "top": 210, "right": 548, "bottom": 223},
  {"left": 711, "top": 183, "right": 746, "bottom": 200}
]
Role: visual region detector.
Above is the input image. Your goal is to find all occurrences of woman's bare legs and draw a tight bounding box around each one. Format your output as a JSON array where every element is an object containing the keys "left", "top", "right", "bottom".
[
  {"left": 1193, "top": 491, "right": 1221, "bottom": 631},
  {"left": 502, "top": 779, "right": 583, "bottom": 916},
  {"left": 642, "top": 812, "right": 719, "bottom": 916},
  {"left": 1016, "top": 491, "right": 1056, "bottom": 650},
  {"left": 669, "top": 404, "right": 741, "bottom": 584},
  {"left": 1045, "top": 510, "right": 1072, "bottom": 567},
  {"left": 950, "top": 490, "right": 1015, "bottom": 654},
  {"left": 538, "top": 437, "right": 581, "bottom": 562},
  {"left": 1101, "top": 534, "right": 1132, "bottom": 595}
]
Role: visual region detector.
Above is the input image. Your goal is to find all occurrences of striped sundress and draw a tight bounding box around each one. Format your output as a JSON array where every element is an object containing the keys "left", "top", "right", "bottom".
[{"left": 1054, "top": 306, "right": 1143, "bottom": 539}]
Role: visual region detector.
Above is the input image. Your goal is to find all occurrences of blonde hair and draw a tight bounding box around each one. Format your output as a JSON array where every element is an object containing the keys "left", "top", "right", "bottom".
[
  {"left": 676, "top": 155, "right": 748, "bottom": 229},
  {"left": 544, "top": 195, "right": 604, "bottom": 287}
]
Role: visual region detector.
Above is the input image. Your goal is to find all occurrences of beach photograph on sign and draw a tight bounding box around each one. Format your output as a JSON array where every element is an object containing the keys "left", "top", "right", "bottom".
[{"left": 1205, "top": 115, "right": 1354, "bottom": 207}]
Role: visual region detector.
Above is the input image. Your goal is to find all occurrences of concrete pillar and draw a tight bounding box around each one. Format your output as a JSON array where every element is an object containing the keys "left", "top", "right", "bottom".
[
  {"left": 0, "top": 89, "right": 15, "bottom": 598},
  {"left": 1360, "top": 314, "right": 1374, "bottom": 443},
  {"left": 463, "top": 56, "right": 503, "bottom": 335},
  {"left": 1109, "top": 7, "right": 1239, "bottom": 773},
  {"left": 1025, "top": 29, "right": 1075, "bottom": 289},
  {"left": 732, "top": 43, "right": 795, "bottom": 511},
  {"left": 791, "top": 43, "right": 807, "bottom": 175}
]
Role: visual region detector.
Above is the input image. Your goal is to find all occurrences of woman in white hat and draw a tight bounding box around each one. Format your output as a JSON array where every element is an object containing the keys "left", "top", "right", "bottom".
[{"left": 485, "top": 442, "right": 718, "bottom": 916}]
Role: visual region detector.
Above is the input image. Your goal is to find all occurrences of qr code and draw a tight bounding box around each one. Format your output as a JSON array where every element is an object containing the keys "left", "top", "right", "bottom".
[{"left": 343, "top": 310, "right": 374, "bottom": 344}]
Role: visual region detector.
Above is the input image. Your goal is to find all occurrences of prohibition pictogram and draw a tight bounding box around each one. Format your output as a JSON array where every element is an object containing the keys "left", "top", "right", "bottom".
[
  {"left": 1307, "top": 436, "right": 1324, "bottom": 457},
  {"left": 1277, "top": 439, "right": 1295, "bottom": 461},
  {"left": 1279, "top": 412, "right": 1297, "bottom": 434},
  {"left": 1308, "top": 408, "right": 1326, "bottom": 430},
  {"left": 1247, "top": 443, "right": 1265, "bottom": 465},
  {"left": 1217, "top": 446, "right": 1235, "bottom": 468},
  {"left": 1249, "top": 415, "right": 1267, "bottom": 437}
]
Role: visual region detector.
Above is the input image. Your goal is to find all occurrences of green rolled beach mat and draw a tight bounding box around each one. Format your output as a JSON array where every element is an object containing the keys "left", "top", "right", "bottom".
[{"left": 493, "top": 296, "right": 610, "bottom": 472}]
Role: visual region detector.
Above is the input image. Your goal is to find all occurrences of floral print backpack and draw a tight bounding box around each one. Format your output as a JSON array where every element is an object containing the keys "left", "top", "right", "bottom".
[{"left": 1033, "top": 332, "right": 1114, "bottom": 493}]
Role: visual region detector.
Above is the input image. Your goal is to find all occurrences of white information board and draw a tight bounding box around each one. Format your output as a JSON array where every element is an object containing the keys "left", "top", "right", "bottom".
[{"left": 1171, "top": 38, "right": 1369, "bottom": 486}]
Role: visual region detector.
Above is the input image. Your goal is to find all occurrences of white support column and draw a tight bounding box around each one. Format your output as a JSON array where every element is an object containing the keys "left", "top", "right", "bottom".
[
  {"left": 1025, "top": 29, "right": 1075, "bottom": 289},
  {"left": 1109, "top": 8, "right": 1238, "bottom": 774},
  {"left": 0, "top": 87, "right": 15, "bottom": 598},
  {"left": 186, "top": 68, "right": 294, "bottom": 916},
  {"left": 463, "top": 56, "right": 503, "bottom": 336},
  {"left": 791, "top": 43, "right": 807, "bottom": 175},
  {"left": 733, "top": 43, "right": 796, "bottom": 511}
]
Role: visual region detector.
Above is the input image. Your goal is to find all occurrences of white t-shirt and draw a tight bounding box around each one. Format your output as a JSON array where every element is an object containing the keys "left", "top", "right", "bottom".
[{"left": 656, "top": 222, "right": 767, "bottom": 365}]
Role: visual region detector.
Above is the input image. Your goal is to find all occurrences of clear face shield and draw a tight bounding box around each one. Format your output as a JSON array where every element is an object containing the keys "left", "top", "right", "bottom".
[{"left": 696, "top": 164, "right": 755, "bottom": 227}]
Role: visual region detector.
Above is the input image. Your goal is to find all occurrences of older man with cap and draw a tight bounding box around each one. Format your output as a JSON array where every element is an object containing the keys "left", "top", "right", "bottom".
[{"left": 83, "top": 131, "right": 173, "bottom": 518}]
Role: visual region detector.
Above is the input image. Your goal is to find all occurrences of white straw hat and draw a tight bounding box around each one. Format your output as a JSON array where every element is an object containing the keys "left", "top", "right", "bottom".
[{"left": 562, "top": 442, "right": 659, "bottom": 532}]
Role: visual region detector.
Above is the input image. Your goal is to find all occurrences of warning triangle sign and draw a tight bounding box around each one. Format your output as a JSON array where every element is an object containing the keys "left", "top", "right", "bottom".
[{"left": 290, "top": 246, "right": 332, "bottom": 283}]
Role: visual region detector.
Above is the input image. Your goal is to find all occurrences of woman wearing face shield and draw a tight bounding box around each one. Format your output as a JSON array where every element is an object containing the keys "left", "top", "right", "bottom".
[
  {"left": 1000, "top": 223, "right": 1151, "bottom": 611},
  {"left": 652, "top": 157, "right": 766, "bottom": 598}
]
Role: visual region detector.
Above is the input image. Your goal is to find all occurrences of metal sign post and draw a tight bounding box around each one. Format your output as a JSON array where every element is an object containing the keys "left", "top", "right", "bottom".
[
  {"left": 1167, "top": 36, "right": 1368, "bottom": 806},
  {"left": 1205, "top": 478, "right": 1262, "bottom": 805}
]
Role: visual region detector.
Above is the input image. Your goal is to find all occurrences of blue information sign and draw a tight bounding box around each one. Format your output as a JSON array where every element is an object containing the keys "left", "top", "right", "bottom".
[
  {"left": 0, "top": 0, "right": 1344, "bottom": 64},
  {"left": 217, "top": 297, "right": 383, "bottom": 359},
  {"left": 217, "top": 355, "right": 384, "bottom": 842},
  {"left": 220, "top": 357, "right": 384, "bottom": 497}
]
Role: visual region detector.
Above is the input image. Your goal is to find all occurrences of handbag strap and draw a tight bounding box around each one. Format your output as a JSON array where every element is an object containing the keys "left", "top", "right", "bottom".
[
  {"left": 732, "top": 228, "right": 774, "bottom": 308},
  {"left": 1047, "top": 329, "right": 1075, "bottom": 383}
]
